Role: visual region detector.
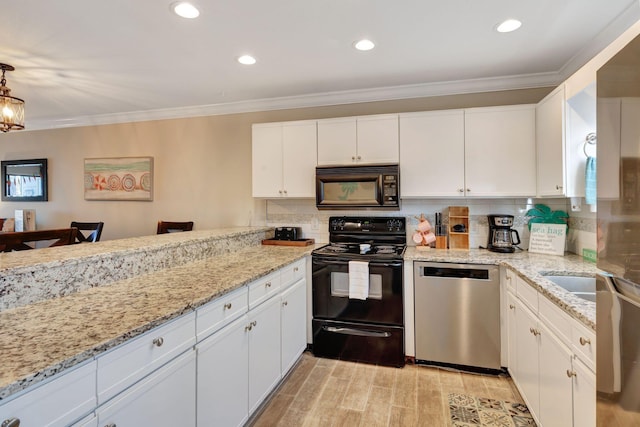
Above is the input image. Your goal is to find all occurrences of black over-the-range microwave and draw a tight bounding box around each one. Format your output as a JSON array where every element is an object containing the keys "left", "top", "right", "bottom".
[{"left": 315, "top": 163, "right": 400, "bottom": 210}]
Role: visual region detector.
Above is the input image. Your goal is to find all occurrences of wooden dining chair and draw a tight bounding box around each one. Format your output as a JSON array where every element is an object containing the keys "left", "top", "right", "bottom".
[
  {"left": 70, "top": 221, "right": 104, "bottom": 243},
  {"left": 157, "top": 221, "right": 194, "bottom": 234},
  {"left": 0, "top": 228, "right": 78, "bottom": 252}
]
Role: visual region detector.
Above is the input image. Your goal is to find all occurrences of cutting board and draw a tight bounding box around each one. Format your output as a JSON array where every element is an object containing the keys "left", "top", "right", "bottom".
[{"left": 262, "top": 239, "right": 315, "bottom": 247}]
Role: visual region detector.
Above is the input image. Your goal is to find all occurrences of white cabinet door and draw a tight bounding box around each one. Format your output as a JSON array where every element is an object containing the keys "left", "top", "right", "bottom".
[
  {"left": 317, "top": 117, "right": 357, "bottom": 165},
  {"left": 356, "top": 114, "right": 399, "bottom": 164},
  {"left": 465, "top": 105, "right": 536, "bottom": 196},
  {"left": 281, "top": 278, "right": 307, "bottom": 375},
  {"left": 399, "top": 110, "right": 465, "bottom": 197},
  {"left": 252, "top": 123, "right": 284, "bottom": 197},
  {"left": 572, "top": 357, "right": 596, "bottom": 427},
  {"left": 536, "top": 85, "right": 566, "bottom": 196},
  {"left": 282, "top": 121, "right": 317, "bottom": 197},
  {"left": 513, "top": 297, "right": 540, "bottom": 421},
  {"left": 248, "top": 295, "right": 282, "bottom": 413},
  {"left": 96, "top": 350, "right": 196, "bottom": 427},
  {"left": 506, "top": 291, "right": 518, "bottom": 378},
  {"left": 197, "top": 315, "right": 250, "bottom": 427},
  {"left": 538, "top": 322, "right": 573, "bottom": 427}
]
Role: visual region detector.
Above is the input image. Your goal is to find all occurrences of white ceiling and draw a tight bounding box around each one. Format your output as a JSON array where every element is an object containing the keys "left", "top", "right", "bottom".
[{"left": 4, "top": 0, "right": 640, "bottom": 131}]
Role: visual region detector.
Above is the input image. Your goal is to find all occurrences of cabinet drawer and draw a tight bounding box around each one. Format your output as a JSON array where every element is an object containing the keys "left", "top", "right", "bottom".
[
  {"left": 539, "top": 295, "right": 572, "bottom": 344},
  {"left": 281, "top": 259, "right": 305, "bottom": 290},
  {"left": 572, "top": 321, "right": 596, "bottom": 370},
  {"left": 249, "top": 270, "right": 281, "bottom": 309},
  {"left": 0, "top": 360, "right": 96, "bottom": 427},
  {"left": 97, "top": 312, "right": 196, "bottom": 404},
  {"left": 516, "top": 277, "right": 539, "bottom": 312},
  {"left": 196, "top": 287, "right": 248, "bottom": 341}
]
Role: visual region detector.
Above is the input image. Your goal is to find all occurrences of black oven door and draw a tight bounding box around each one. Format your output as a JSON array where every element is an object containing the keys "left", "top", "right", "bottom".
[{"left": 312, "top": 256, "right": 403, "bottom": 326}]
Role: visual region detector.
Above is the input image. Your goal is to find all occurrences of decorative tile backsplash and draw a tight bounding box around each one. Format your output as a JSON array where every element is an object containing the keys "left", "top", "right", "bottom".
[{"left": 260, "top": 197, "right": 597, "bottom": 255}]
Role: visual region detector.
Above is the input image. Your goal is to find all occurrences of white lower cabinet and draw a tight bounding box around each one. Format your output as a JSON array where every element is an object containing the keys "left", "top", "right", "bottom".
[
  {"left": 248, "top": 294, "right": 283, "bottom": 414},
  {"left": 197, "top": 314, "right": 250, "bottom": 427},
  {"left": 513, "top": 296, "right": 540, "bottom": 420},
  {"left": 538, "top": 322, "right": 573, "bottom": 427},
  {"left": 505, "top": 271, "right": 595, "bottom": 427},
  {"left": 0, "top": 360, "right": 96, "bottom": 427},
  {"left": 96, "top": 350, "right": 196, "bottom": 427},
  {"left": 281, "top": 278, "right": 307, "bottom": 375}
]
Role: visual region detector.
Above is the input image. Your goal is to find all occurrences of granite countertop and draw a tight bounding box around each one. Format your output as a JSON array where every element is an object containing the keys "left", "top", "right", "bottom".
[
  {"left": 405, "top": 247, "right": 598, "bottom": 330},
  {"left": 0, "top": 243, "right": 313, "bottom": 400}
]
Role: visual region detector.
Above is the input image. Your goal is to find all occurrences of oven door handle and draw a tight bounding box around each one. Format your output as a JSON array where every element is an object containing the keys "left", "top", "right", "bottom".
[{"left": 323, "top": 326, "right": 392, "bottom": 338}]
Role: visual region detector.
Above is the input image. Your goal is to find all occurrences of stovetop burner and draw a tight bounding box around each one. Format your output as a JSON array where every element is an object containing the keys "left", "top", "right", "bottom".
[{"left": 312, "top": 217, "right": 408, "bottom": 260}]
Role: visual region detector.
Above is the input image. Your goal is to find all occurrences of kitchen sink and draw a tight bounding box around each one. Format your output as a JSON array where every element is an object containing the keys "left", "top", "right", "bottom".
[{"left": 542, "top": 275, "right": 596, "bottom": 302}]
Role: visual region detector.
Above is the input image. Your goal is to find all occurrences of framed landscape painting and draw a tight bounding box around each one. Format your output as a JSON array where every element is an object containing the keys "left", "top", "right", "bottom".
[{"left": 84, "top": 157, "right": 153, "bottom": 201}]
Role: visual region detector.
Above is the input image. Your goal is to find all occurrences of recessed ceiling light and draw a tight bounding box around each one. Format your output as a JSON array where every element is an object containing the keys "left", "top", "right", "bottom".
[
  {"left": 496, "top": 19, "right": 522, "bottom": 33},
  {"left": 172, "top": 2, "right": 200, "bottom": 19},
  {"left": 354, "top": 39, "right": 375, "bottom": 51},
  {"left": 238, "top": 55, "right": 257, "bottom": 65}
]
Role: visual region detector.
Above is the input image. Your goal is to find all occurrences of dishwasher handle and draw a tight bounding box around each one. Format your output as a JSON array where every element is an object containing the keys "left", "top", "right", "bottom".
[{"left": 419, "top": 265, "right": 491, "bottom": 280}]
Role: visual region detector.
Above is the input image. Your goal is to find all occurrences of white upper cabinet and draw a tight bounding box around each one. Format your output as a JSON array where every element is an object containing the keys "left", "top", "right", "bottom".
[
  {"left": 252, "top": 120, "right": 317, "bottom": 198},
  {"left": 464, "top": 104, "right": 537, "bottom": 197},
  {"left": 536, "top": 85, "right": 566, "bottom": 196},
  {"left": 317, "top": 114, "right": 399, "bottom": 165},
  {"left": 399, "top": 110, "right": 465, "bottom": 197}
]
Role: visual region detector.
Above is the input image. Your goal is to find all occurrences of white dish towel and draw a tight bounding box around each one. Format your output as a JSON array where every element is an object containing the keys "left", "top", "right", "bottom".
[{"left": 348, "top": 260, "right": 370, "bottom": 300}]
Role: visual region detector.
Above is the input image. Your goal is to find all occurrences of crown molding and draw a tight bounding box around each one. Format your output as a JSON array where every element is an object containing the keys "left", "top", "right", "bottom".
[{"left": 24, "top": 71, "right": 560, "bottom": 132}]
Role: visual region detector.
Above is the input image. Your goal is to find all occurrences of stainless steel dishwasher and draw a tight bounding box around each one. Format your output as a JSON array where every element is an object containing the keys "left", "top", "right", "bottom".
[{"left": 414, "top": 261, "right": 500, "bottom": 370}]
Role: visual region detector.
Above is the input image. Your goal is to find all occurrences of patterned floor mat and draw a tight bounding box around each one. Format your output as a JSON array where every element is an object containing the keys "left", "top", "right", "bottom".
[{"left": 448, "top": 393, "right": 536, "bottom": 427}]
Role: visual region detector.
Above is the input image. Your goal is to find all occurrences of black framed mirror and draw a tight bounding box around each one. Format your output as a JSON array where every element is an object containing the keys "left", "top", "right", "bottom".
[{"left": 1, "top": 159, "right": 48, "bottom": 202}]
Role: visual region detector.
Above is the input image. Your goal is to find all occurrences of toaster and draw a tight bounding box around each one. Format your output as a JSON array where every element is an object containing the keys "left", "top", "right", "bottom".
[{"left": 274, "top": 227, "right": 301, "bottom": 241}]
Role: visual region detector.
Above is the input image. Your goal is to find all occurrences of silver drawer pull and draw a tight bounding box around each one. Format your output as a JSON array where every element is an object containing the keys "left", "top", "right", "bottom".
[
  {"left": 152, "top": 337, "right": 164, "bottom": 347},
  {"left": 566, "top": 369, "right": 577, "bottom": 378},
  {"left": 294, "top": 267, "right": 299, "bottom": 272},
  {"left": 224, "top": 302, "right": 232, "bottom": 310},
  {"left": 265, "top": 282, "right": 272, "bottom": 288},
  {"left": 579, "top": 336, "right": 591, "bottom": 346},
  {"left": 2, "top": 418, "right": 20, "bottom": 427},
  {"left": 282, "top": 301, "right": 288, "bottom": 306},
  {"left": 245, "top": 324, "right": 252, "bottom": 332},
  {"left": 509, "top": 304, "right": 515, "bottom": 309}
]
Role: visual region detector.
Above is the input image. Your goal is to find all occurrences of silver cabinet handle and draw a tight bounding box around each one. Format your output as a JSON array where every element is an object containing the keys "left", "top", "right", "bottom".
[
  {"left": 566, "top": 369, "right": 577, "bottom": 378},
  {"left": 104, "top": 424, "right": 116, "bottom": 427},
  {"left": 224, "top": 302, "right": 232, "bottom": 310},
  {"left": 152, "top": 337, "right": 164, "bottom": 347},
  {"left": 357, "top": 156, "right": 361, "bottom": 160},
  {"left": 282, "top": 301, "right": 288, "bottom": 306},
  {"left": 293, "top": 267, "right": 299, "bottom": 272},
  {"left": 278, "top": 190, "right": 283, "bottom": 194},
  {"left": 466, "top": 188, "right": 471, "bottom": 192},
  {"left": 252, "top": 321, "right": 257, "bottom": 327},
  {"left": 283, "top": 190, "right": 287, "bottom": 194},
  {"left": 509, "top": 304, "right": 515, "bottom": 309},
  {"left": 352, "top": 156, "right": 356, "bottom": 161},
  {"left": 245, "top": 324, "right": 252, "bottom": 332},
  {"left": 265, "top": 282, "right": 272, "bottom": 288},
  {"left": 579, "top": 337, "right": 591, "bottom": 346},
  {"left": 529, "top": 327, "right": 540, "bottom": 336},
  {"left": 556, "top": 185, "right": 563, "bottom": 190},
  {"left": 458, "top": 188, "right": 464, "bottom": 193},
  {"left": 2, "top": 418, "right": 20, "bottom": 427}
]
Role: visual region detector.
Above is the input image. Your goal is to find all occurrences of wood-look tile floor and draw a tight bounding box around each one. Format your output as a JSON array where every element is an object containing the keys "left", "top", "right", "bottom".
[{"left": 248, "top": 352, "right": 526, "bottom": 427}]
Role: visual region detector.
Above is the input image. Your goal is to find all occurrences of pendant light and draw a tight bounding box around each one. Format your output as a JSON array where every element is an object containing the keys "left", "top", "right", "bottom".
[{"left": 0, "top": 63, "right": 25, "bottom": 132}]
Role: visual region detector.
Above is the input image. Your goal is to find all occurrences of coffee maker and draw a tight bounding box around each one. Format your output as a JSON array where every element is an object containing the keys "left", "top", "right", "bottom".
[{"left": 487, "top": 214, "right": 521, "bottom": 253}]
